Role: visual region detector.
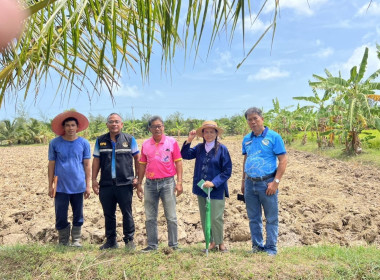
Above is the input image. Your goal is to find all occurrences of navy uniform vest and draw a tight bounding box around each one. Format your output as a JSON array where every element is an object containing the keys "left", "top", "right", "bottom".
[{"left": 97, "top": 132, "right": 134, "bottom": 187}]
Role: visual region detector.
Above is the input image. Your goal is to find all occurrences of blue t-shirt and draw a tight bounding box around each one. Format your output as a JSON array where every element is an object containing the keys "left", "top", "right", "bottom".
[
  {"left": 48, "top": 136, "right": 91, "bottom": 194},
  {"left": 93, "top": 136, "right": 139, "bottom": 178},
  {"left": 242, "top": 127, "right": 286, "bottom": 177}
]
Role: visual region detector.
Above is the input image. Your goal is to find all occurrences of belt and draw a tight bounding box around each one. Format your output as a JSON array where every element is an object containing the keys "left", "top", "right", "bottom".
[
  {"left": 247, "top": 172, "right": 276, "bottom": 182},
  {"left": 147, "top": 176, "right": 173, "bottom": 182}
]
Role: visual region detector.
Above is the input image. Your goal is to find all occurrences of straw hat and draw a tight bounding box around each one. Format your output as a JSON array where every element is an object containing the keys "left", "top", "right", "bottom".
[
  {"left": 196, "top": 120, "right": 224, "bottom": 137},
  {"left": 51, "top": 111, "right": 89, "bottom": 136}
]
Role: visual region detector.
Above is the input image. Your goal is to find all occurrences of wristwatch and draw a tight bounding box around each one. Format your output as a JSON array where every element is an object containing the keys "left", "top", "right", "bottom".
[{"left": 274, "top": 178, "right": 280, "bottom": 184}]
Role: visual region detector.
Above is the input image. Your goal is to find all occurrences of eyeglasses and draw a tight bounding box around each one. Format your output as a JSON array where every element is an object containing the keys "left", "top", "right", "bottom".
[
  {"left": 150, "top": 125, "right": 163, "bottom": 129},
  {"left": 107, "top": 120, "right": 121, "bottom": 124}
]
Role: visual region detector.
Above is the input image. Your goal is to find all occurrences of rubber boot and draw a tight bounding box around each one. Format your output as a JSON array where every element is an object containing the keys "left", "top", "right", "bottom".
[
  {"left": 71, "top": 226, "right": 82, "bottom": 247},
  {"left": 99, "top": 239, "right": 118, "bottom": 250},
  {"left": 58, "top": 224, "right": 70, "bottom": 246}
]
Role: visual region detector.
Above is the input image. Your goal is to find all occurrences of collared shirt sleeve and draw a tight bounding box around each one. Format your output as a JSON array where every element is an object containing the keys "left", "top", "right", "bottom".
[
  {"left": 273, "top": 133, "right": 287, "bottom": 155},
  {"left": 242, "top": 135, "right": 249, "bottom": 155},
  {"left": 172, "top": 140, "right": 182, "bottom": 161},
  {"left": 139, "top": 143, "right": 147, "bottom": 164},
  {"left": 130, "top": 136, "right": 140, "bottom": 156},
  {"left": 93, "top": 138, "right": 100, "bottom": 158}
]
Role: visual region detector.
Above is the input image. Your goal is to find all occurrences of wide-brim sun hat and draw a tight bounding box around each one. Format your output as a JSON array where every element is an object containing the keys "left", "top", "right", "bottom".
[
  {"left": 196, "top": 120, "right": 224, "bottom": 137},
  {"left": 51, "top": 111, "right": 89, "bottom": 136}
]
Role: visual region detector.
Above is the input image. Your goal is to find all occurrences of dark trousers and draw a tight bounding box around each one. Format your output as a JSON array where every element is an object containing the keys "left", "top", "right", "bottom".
[
  {"left": 55, "top": 192, "right": 84, "bottom": 230},
  {"left": 99, "top": 185, "right": 135, "bottom": 243}
]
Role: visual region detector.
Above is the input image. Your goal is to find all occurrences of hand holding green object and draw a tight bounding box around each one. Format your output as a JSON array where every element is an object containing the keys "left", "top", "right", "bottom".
[{"left": 197, "top": 179, "right": 213, "bottom": 194}]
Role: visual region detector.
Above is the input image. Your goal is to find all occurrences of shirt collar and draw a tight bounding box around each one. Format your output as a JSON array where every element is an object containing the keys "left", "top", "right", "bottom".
[
  {"left": 250, "top": 126, "right": 268, "bottom": 138},
  {"left": 149, "top": 134, "right": 166, "bottom": 145}
]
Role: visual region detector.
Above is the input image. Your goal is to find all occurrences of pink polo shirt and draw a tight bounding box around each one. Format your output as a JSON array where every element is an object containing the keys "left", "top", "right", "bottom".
[{"left": 139, "top": 134, "right": 182, "bottom": 179}]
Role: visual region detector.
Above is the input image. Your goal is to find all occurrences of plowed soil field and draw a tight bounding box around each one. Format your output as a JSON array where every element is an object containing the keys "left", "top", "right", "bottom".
[{"left": 1, "top": 138, "right": 379, "bottom": 249}]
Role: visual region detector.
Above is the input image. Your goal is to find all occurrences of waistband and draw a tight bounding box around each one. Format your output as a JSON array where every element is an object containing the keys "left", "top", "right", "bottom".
[
  {"left": 247, "top": 172, "right": 276, "bottom": 182},
  {"left": 100, "top": 178, "right": 131, "bottom": 187},
  {"left": 146, "top": 176, "right": 174, "bottom": 182}
]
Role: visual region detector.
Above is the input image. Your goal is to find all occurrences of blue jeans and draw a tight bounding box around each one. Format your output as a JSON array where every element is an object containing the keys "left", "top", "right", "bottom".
[
  {"left": 144, "top": 177, "right": 178, "bottom": 249},
  {"left": 244, "top": 177, "right": 278, "bottom": 255},
  {"left": 55, "top": 192, "right": 84, "bottom": 230}
]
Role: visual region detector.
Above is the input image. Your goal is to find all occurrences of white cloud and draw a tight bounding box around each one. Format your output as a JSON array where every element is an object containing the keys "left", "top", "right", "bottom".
[
  {"left": 247, "top": 66, "right": 290, "bottom": 81},
  {"left": 263, "top": 0, "right": 328, "bottom": 16},
  {"left": 314, "top": 47, "right": 334, "bottom": 58},
  {"left": 243, "top": 15, "right": 270, "bottom": 34},
  {"left": 112, "top": 82, "right": 141, "bottom": 98},
  {"left": 212, "top": 50, "right": 234, "bottom": 74},
  {"left": 357, "top": 2, "right": 380, "bottom": 16},
  {"left": 330, "top": 44, "right": 380, "bottom": 79}
]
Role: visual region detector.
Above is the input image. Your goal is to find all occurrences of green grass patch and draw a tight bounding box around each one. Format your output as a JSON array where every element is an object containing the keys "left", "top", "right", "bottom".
[
  {"left": 291, "top": 132, "right": 380, "bottom": 168},
  {"left": 360, "top": 129, "right": 380, "bottom": 149},
  {"left": 0, "top": 244, "right": 379, "bottom": 279}
]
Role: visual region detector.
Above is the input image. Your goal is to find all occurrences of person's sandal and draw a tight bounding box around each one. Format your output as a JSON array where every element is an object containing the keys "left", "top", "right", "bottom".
[{"left": 219, "top": 247, "right": 228, "bottom": 253}]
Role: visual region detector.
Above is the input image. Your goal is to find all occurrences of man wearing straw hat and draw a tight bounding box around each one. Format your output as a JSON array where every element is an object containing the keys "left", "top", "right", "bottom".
[{"left": 48, "top": 111, "right": 91, "bottom": 247}]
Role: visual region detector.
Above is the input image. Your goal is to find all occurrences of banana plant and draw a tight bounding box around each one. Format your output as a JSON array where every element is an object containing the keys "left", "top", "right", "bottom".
[
  {"left": 309, "top": 46, "right": 380, "bottom": 154},
  {"left": 294, "top": 88, "right": 335, "bottom": 148}
]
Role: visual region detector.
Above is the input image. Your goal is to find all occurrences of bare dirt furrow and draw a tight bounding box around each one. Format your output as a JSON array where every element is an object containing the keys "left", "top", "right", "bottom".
[{"left": 0, "top": 140, "right": 379, "bottom": 248}]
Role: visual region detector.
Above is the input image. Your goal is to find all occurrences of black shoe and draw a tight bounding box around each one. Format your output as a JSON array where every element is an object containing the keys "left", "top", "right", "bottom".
[
  {"left": 141, "top": 246, "right": 156, "bottom": 253},
  {"left": 170, "top": 246, "right": 182, "bottom": 251},
  {"left": 99, "top": 241, "right": 119, "bottom": 250}
]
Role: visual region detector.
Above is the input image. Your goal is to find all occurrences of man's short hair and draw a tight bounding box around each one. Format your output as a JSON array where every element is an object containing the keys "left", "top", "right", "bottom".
[
  {"left": 244, "top": 107, "right": 263, "bottom": 119},
  {"left": 107, "top": 113, "right": 122, "bottom": 122},
  {"left": 148, "top": 115, "right": 164, "bottom": 127},
  {"left": 62, "top": 117, "right": 78, "bottom": 126}
]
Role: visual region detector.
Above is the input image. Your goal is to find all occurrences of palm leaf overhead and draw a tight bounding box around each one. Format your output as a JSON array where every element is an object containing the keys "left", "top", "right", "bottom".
[{"left": 0, "top": 0, "right": 279, "bottom": 108}]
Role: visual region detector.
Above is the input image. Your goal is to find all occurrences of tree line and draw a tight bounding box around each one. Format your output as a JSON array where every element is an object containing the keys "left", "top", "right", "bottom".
[
  {"left": 0, "top": 111, "right": 250, "bottom": 145},
  {"left": 1, "top": 46, "right": 380, "bottom": 155}
]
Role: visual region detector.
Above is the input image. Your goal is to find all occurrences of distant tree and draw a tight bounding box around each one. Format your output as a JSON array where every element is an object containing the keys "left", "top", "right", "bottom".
[
  {"left": 0, "top": 120, "right": 19, "bottom": 145},
  {"left": 87, "top": 114, "right": 107, "bottom": 140}
]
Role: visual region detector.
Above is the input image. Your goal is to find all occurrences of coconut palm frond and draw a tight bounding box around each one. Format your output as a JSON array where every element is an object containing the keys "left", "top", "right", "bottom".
[{"left": 0, "top": 0, "right": 278, "bottom": 108}]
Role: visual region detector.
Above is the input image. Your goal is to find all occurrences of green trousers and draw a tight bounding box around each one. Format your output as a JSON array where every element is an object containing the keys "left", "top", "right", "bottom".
[{"left": 197, "top": 195, "right": 225, "bottom": 245}]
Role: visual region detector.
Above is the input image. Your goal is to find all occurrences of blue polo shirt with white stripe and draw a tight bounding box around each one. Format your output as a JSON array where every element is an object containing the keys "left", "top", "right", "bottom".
[{"left": 242, "top": 127, "right": 286, "bottom": 178}]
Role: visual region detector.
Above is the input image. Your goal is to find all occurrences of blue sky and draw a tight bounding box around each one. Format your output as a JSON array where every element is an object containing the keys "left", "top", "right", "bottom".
[{"left": 1, "top": 0, "right": 380, "bottom": 121}]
